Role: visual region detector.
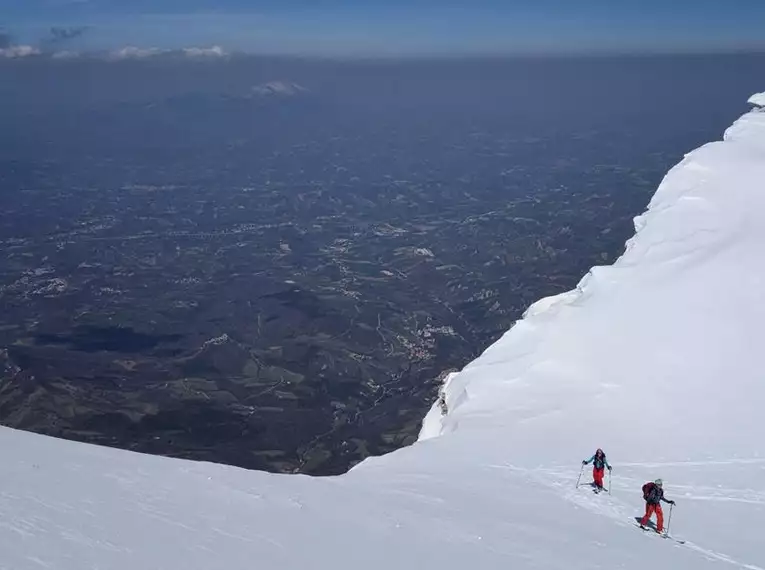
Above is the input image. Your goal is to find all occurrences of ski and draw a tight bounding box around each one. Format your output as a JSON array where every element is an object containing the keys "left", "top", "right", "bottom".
[{"left": 636, "top": 524, "right": 685, "bottom": 544}]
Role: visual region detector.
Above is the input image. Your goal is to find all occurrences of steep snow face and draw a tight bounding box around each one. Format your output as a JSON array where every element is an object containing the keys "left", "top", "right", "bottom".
[
  {"left": 427, "top": 94, "right": 765, "bottom": 464},
  {"left": 2, "top": 95, "right": 765, "bottom": 570}
]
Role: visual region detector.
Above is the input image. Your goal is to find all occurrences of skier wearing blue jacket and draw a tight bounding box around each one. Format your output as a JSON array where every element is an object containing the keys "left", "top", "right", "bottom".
[{"left": 582, "top": 448, "right": 612, "bottom": 490}]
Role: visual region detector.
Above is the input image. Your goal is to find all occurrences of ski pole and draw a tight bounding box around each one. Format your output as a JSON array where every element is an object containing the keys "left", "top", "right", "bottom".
[
  {"left": 575, "top": 464, "right": 584, "bottom": 488},
  {"left": 665, "top": 503, "right": 674, "bottom": 536},
  {"left": 608, "top": 468, "right": 612, "bottom": 495}
]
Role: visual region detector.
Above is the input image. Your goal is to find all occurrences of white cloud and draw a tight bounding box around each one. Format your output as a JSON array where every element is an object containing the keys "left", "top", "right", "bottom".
[
  {"left": 107, "top": 45, "right": 228, "bottom": 60},
  {"left": 0, "top": 45, "right": 41, "bottom": 58},
  {"left": 182, "top": 46, "right": 227, "bottom": 58},
  {"left": 1, "top": 44, "right": 231, "bottom": 62},
  {"left": 52, "top": 50, "right": 82, "bottom": 60},
  {"left": 109, "top": 46, "right": 164, "bottom": 60}
]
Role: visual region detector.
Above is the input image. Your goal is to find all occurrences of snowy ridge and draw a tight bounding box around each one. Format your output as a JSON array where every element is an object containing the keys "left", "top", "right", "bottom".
[
  {"left": 429, "top": 99, "right": 765, "bottom": 451},
  {"left": 2, "top": 94, "right": 765, "bottom": 570},
  {"left": 421, "top": 95, "right": 765, "bottom": 458}
]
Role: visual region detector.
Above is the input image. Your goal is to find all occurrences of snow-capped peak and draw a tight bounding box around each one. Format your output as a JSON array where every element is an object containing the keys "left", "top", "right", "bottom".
[{"left": 250, "top": 81, "right": 309, "bottom": 97}]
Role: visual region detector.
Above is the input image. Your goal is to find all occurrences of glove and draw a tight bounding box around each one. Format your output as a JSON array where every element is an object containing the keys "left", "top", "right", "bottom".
[
  {"left": 669, "top": 500, "right": 676, "bottom": 505},
  {"left": 607, "top": 466, "right": 612, "bottom": 471},
  {"left": 581, "top": 460, "right": 586, "bottom": 465}
]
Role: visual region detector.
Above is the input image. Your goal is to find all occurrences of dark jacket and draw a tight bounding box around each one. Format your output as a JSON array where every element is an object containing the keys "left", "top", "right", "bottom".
[{"left": 643, "top": 483, "right": 671, "bottom": 505}]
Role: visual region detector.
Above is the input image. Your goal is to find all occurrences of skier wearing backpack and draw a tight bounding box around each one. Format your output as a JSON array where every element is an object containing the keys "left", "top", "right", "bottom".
[
  {"left": 581, "top": 448, "right": 612, "bottom": 491},
  {"left": 640, "top": 479, "right": 676, "bottom": 533}
]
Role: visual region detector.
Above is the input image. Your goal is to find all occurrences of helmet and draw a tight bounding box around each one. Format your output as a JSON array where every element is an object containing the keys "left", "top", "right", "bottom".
[{"left": 654, "top": 479, "right": 663, "bottom": 487}]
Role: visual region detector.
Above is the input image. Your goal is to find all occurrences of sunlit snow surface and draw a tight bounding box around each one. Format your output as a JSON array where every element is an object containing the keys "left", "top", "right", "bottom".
[
  {"left": 2, "top": 95, "right": 765, "bottom": 570},
  {"left": 749, "top": 92, "right": 765, "bottom": 107}
]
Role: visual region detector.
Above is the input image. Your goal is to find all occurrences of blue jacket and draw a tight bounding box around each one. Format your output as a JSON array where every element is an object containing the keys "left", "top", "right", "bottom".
[{"left": 584, "top": 453, "right": 611, "bottom": 470}]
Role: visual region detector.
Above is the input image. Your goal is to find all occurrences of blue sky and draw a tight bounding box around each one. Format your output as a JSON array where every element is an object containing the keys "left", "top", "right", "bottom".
[{"left": 3, "top": 0, "right": 765, "bottom": 55}]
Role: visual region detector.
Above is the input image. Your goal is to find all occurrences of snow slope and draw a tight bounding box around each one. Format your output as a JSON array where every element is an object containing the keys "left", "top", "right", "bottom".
[{"left": 2, "top": 95, "right": 765, "bottom": 570}]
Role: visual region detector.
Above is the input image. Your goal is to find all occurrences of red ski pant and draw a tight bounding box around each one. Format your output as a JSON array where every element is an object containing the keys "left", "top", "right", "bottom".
[
  {"left": 593, "top": 467, "right": 605, "bottom": 488},
  {"left": 641, "top": 503, "right": 664, "bottom": 532}
]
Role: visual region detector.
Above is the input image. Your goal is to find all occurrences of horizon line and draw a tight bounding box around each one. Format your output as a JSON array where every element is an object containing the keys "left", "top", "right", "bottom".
[{"left": 3, "top": 46, "right": 765, "bottom": 63}]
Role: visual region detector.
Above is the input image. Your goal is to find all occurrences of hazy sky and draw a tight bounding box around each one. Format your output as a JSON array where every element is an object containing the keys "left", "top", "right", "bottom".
[{"left": 3, "top": 0, "right": 765, "bottom": 55}]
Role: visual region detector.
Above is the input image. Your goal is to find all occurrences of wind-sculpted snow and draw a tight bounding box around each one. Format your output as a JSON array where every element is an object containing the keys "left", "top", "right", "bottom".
[
  {"left": 2, "top": 94, "right": 765, "bottom": 570},
  {"left": 749, "top": 92, "right": 765, "bottom": 107}
]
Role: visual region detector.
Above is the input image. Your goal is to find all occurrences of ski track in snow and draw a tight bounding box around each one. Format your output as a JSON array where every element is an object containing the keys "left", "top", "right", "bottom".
[{"left": 489, "top": 462, "right": 765, "bottom": 570}]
